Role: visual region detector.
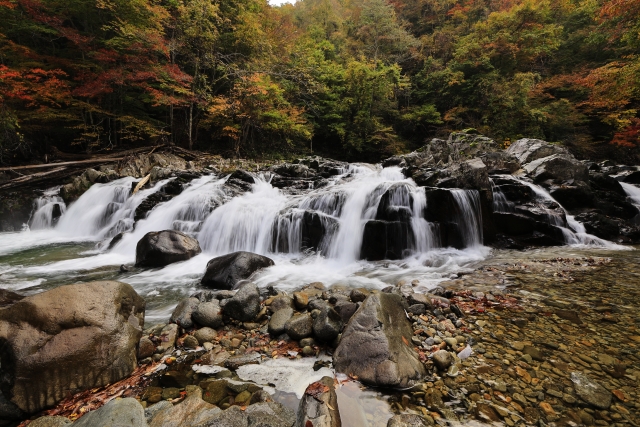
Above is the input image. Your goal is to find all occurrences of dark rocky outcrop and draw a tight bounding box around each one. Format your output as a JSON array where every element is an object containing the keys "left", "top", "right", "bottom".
[
  {"left": 201, "top": 251, "right": 274, "bottom": 290},
  {"left": 135, "top": 230, "right": 201, "bottom": 268},
  {"left": 333, "top": 293, "right": 425, "bottom": 388},
  {"left": 360, "top": 220, "right": 414, "bottom": 260},
  {"left": 0, "top": 282, "right": 145, "bottom": 418}
]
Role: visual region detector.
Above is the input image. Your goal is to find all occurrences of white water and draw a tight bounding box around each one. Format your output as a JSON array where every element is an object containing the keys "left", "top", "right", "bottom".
[
  {"left": 0, "top": 165, "right": 495, "bottom": 322},
  {"left": 29, "top": 188, "right": 66, "bottom": 230},
  {"left": 621, "top": 182, "right": 640, "bottom": 208},
  {"left": 13, "top": 164, "right": 630, "bottom": 323}
]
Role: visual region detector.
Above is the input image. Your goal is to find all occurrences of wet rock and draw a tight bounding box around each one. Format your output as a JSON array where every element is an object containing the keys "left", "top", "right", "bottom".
[
  {"left": 549, "top": 184, "right": 594, "bottom": 210},
  {"left": 293, "top": 292, "right": 309, "bottom": 309},
  {"left": 0, "top": 282, "right": 144, "bottom": 417},
  {"left": 158, "top": 324, "right": 179, "bottom": 352},
  {"left": 387, "top": 414, "right": 433, "bottom": 427},
  {"left": 201, "top": 251, "right": 274, "bottom": 290},
  {"left": 170, "top": 297, "right": 200, "bottom": 329},
  {"left": 230, "top": 169, "right": 255, "bottom": 184},
  {"left": 360, "top": 220, "right": 414, "bottom": 261},
  {"left": 570, "top": 372, "right": 612, "bottom": 409},
  {"left": 138, "top": 336, "right": 156, "bottom": 359},
  {"left": 223, "top": 282, "right": 260, "bottom": 322},
  {"left": 432, "top": 350, "right": 454, "bottom": 371},
  {"left": 144, "top": 401, "right": 173, "bottom": 423},
  {"left": 333, "top": 300, "right": 358, "bottom": 323},
  {"left": 349, "top": 288, "right": 369, "bottom": 303},
  {"left": 194, "top": 327, "right": 218, "bottom": 344},
  {"left": 192, "top": 300, "right": 224, "bottom": 328},
  {"left": 73, "top": 398, "right": 146, "bottom": 427},
  {"left": 244, "top": 401, "right": 296, "bottom": 427},
  {"left": 475, "top": 403, "right": 502, "bottom": 423},
  {"left": 333, "top": 293, "right": 426, "bottom": 388},
  {"left": 27, "top": 417, "right": 71, "bottom": 427},
  {"left": 148, "top": 388, "right": 221, "bottom": 427},
  {"left": 183, "top": 335, "right": 199, "bottom": 349},
  {"left": 285, "top": 313, "right": 313, "bottom": 340},
  {"left": 135, "top": 230, "right": 201, "bottom": 268},
  {"left": 269, "top": 295, "right": 294, "bottom": 312},
  {"left": 268, "top": 307, "right": 294, "bottom": 336},
  {"left": 0, "top": 289, "right": 23, "bottom": 308},
  {"left": 225, "top": 353, "right": 261, "bottom": 370},
  {"left": 297, "top": 377, "right": 341, "bottom": 427},
  {"left": 523, "top": 345, "right": 544, "bottom": 361},
  {"left": 201, "top": 380, "right": 229, "bottom": 405},
  {"left": 312, "top": 305, "right": 343, "bottom": 343}
]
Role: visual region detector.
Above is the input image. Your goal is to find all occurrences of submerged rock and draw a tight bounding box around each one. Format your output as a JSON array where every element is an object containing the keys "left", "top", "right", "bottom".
[
  {"left": 297, "top": 377, "right": 341, "bottom": 427},
  {"left": 201, "top": 251, "right": 274, "bottom": 290},
  {"left": 333, "top": 293, "right": 425, "bottom": 388},
  {"left": 570, "top": 372, "right": 612, "bottom": 409},
  {"left": 0, "top": 282, "right": 144, "bottom": 417},
  {"left": 135, "top": 230, "right": 201, "bottom": 268}
]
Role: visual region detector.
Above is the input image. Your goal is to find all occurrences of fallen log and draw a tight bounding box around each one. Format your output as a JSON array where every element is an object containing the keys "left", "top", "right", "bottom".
[{"left": 0, "top": 157, "right": 125, "bottom": 172}]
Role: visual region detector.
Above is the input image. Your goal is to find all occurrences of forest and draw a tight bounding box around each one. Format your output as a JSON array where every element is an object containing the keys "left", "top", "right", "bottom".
[{"left": 0, "top": 0, "right": 639, "bottom": 164}]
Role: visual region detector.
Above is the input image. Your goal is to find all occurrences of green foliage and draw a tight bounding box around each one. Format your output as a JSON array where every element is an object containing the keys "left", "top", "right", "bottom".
[{"left": 1, "top": 0, "right": 640, "bottom": 163}]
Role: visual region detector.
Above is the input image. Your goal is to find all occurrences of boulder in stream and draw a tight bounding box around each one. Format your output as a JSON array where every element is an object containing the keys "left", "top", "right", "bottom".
[
  {"left": 135, "top": 230, "right": 201, "bottom": 268},
  {"left": 0, "top": 281, "right": 145, "bottom": 418},
  {"left": 201, "top": 251, "right": 274, "bottom": 290},
  {"left": 333, "top": 293, "right": 426, "bottom": 388}
]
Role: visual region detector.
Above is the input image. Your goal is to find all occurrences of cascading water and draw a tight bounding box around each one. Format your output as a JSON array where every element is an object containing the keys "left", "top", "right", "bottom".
[
  {"left": 450, "top": 189, "right": 483, "bottom": 247},
  {"left": 621, "top": 182, "right": 640, "bottom": 207},
  {"left": 489, "top": 178, "right": 514, "bottom": 213},
  {"left": 502, "top": 175, "right": 623, "bottom": 248},
  {"left": 29, "top": 188, "right": 66, "bottom": 230}
]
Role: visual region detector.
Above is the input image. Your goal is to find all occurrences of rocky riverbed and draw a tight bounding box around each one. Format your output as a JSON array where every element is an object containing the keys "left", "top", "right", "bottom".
[
  {"left": 2, "top": 132, "right": 640, "bottom": 427},
  {"left": 5, "top": 246, "right": 637, "bottom": 427}
]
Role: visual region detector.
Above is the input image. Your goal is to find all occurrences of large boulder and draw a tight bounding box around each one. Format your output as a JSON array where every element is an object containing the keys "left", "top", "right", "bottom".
[
  {"left": 333, "top": 293, "right": 425, "bottom": 388},
  {"left": 73, "top": 398, "right": 146, "bottom": 427},
  {"left": 201, "top": 251, "right": 274, "bottom": 290},
  {"left": 0, "top": 282, "right": 145, "bottom": 418},
  {"left": 523, "top": 154, "right": 589, "bottom": 183},
  {"left": 136, "top": 230, "right": 201, "bottom": 268},
  {"left": 507, "top": 138, "right": 567, "bottom": 164}
]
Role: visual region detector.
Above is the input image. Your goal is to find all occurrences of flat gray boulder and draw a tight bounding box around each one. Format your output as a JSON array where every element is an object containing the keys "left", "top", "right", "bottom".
[
  {"left": 524, "top": 154, "right": 589, "bottom": 183},
  {"left": 333, "top": 293, "right": 425, "bottom": 388},
  {"left": 0, "top": 282, "right": 144, "bottom": 417},
  {"left": 136, "top": 230, "right": 201, "bottom": 268},
  {"left": 73, "top": 398, "right": 146, "bottom": 427}
]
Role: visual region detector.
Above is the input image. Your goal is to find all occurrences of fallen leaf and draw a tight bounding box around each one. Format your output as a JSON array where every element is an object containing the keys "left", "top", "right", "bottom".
[{"left": 402, "top": 336, "right": 409, "bottom": 345}]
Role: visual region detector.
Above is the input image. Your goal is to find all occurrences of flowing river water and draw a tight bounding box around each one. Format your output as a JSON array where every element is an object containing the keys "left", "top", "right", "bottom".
[{"left": 2, "top": 165, "right": 640, "bottom": 425}]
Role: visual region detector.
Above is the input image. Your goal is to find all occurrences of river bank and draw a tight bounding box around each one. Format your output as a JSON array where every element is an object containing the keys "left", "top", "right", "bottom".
[{"left": 8, "top": 246, "right": 638, "bottom": 427}]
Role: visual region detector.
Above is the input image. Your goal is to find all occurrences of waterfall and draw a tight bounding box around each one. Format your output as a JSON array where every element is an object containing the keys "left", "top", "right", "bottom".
[
  {"left": 450, "top": 189, "right": 483, "bottom": 247},
  {"left": 55, "top": 177, "right": 171, "bottom": 239},
  {"left": 508, "top": 176, "right": 622, "bottom": 247},
  {"left": 489, "top": 178, "right": 514, "bottom": 212},
  {"left": 198, "top": 178, "right": 289, "bottom": 255},
  {"left": 621, "top": 182, "right": 640, "bottom": 207},
  {"left": 112, "top": 175, "right": 226, "bottom": 256},
  {"left": 29, "top": 188, "right": 66, "bottom": 230}
]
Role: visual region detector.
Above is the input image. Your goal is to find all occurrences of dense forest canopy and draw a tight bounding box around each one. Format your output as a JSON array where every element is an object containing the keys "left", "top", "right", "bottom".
[{"left": 0, "top": 0, "right": 639, "bottom": 163}]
